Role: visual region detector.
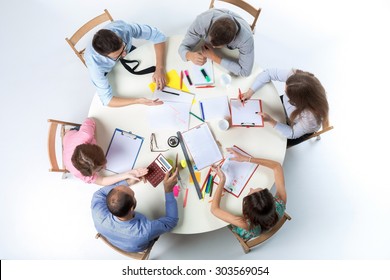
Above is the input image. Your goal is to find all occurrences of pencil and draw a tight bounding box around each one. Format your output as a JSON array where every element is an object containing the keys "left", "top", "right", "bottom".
[
  {"left": 183, "top": 188, "right": 189, "bottom": 208},
  {"left": 190, "top": 112, "right": 204, "bottom": 122},
  {"left": 196, "top": 85, "right": 215, "bottom": 88},
  {"left": 180, "top": 70, "right": 183, "bottom": 90}
]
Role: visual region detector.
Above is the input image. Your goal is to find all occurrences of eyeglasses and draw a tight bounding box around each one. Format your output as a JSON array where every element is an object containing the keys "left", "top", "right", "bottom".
[
  {"left": 150, "top": 133, "right": 169, "bottom": 152},
  {"left": 110, "top": 42, "right": 127, "bottom": 62}
]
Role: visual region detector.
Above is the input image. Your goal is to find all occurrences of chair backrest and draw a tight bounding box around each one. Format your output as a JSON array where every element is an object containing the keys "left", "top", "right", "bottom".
[
  {"left": 305, "top": 120, "right": 334, "bottom": 141},
  {"left": 209, "top": 0, "right": 261, "bottom": 32},
  {"left": 47, "top": 119, "right": 80, "bottom": 176},
  {"left": 95, "top": 233, "right": 156, "bottom": 260},
  {"left": 228, "top": 212, "right": 291, "bottom": 253},
  {"left": 65, "top": 9, "right": 114, "bottom": 66}
]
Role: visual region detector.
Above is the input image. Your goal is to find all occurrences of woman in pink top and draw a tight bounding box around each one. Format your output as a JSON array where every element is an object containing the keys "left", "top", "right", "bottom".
[{"left": 63, "top": 118, "right": 147, "bottom": 185}]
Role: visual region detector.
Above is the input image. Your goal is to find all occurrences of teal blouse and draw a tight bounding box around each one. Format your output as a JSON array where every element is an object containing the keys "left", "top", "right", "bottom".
[{"left": 230, "top": 196, "right": 286, "bottom": 240}]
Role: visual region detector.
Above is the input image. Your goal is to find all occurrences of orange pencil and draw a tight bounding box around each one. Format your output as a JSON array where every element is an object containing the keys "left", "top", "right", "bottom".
[
  {"left": 238, "top": 88, "right": 245, "bottom": 107},
  {"left": 183, "top": 188, "right": 189, "bottom": 207}
]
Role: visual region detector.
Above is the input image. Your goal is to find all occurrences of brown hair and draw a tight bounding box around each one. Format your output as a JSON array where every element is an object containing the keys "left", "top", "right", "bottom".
[
  {"left": 92, "top": 29, "right": 123, "bottom": 56},
  {"left": 71, "top": 144, "right": 106, "bottom": 176},
  {"left": 106, "top": 188, "right": 136, "bottom": 218},
  {"left": 209, "top": 18, "right": 237, "bottom": 46},
  {"left": 285, "top": 70, "right": 329, "bottom": 126},
  {"left": 242, "top": 189, "right": 278, "bottom": 231}
]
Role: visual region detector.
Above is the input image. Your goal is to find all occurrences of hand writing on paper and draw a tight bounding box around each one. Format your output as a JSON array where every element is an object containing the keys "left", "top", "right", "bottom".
[
  {"left": 152, "top": 67, "right": 167, "bottom": 90},
  {"left": 257, "top": 112, "right": 277, "bottom": 127},
  {"left": 186, "top": 51, "right": 206, "bottom": 66},
  {"left": 140, "top": 98, "right": 164, "bottom": 106},
  {"left": 240, "top": 89, "right": 255, "bottom": 102}
]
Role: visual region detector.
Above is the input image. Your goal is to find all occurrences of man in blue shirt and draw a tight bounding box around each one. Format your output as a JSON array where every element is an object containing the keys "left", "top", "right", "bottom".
[
  {"left": 85, "top": 20, "right": 167, "bottom": 107},
  {"left": 91, "top": 168, "right": 179, "bottom": 252}
]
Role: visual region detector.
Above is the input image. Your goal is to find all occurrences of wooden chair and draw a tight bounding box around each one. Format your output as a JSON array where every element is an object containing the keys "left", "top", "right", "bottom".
[
  {"left": 95, "top": 233, "right": 157, "bottom": 260},
  {"left": 287, "top": 120, "right": 334, "bottom": 148},
  {"left": 65, "top": 9, "right": 114, "bottom": 66},
  {"left": 228, "top": 212, "right": 291, "bottom": 253},
  {"left": 47, "top": 119, "right": 80, "bottom": 178},
  {"left": 209, "top": 0, "right": 262, "bottom": 32}
]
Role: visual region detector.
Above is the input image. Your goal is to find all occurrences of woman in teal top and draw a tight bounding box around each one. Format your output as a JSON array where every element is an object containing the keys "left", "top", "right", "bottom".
[{"left": 211, "top": 148, "right": 287, "bottom": 240}]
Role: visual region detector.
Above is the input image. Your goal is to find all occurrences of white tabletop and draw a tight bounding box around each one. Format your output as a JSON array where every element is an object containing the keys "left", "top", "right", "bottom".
[{"left": 88, "top": 35, "right": 286, "bottom": 234}]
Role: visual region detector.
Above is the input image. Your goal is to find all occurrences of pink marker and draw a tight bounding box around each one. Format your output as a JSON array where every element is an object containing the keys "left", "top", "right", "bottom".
[{"left": 173, "top": 185, "right": 180, "bottom": 197}]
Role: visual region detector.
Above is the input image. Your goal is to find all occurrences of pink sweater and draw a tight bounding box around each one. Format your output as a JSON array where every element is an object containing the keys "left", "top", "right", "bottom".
[{"left": 63, "top": 118, "right": 98, "bottom": 183}]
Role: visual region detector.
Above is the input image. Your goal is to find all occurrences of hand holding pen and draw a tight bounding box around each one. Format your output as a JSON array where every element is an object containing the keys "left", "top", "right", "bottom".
[{"left": 239, "top": 89, "right": 255, "bottom": 102}]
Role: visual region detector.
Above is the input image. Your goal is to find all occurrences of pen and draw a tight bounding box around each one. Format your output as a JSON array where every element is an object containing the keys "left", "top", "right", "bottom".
[
  {"left": 184, "top": 70, "right": 193, "bottom": 85},
  {"left": 190, "top": 112, "right": 205, "bottom": 122},
  {"left": 196, "top": 85, "right": 215, "bottom": 88},
  {"left": 199, "top": 102, "right": 205, "bottom": 120},
  {"left": 180, "top": 70, "right": 183, "bottom": 90},
  {"left": 239, "top": 88, "right": 245, "bottom": 107},
  {"left": 162, "top": 90, "right": 180, "bottom": 96},
  {"left": 200, "top": 68, "right": 211, "bottom": 82}
]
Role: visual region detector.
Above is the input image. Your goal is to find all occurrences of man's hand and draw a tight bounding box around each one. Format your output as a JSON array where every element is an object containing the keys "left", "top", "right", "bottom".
[
  {"left": 163, "top": 168, "right": 179, "bottom": 193},
  {"left": 152, "top": 67, "right": 167, "bottom": 90},
  {"left": 186, "top": 51, "right": 207, "bottom": 66}
]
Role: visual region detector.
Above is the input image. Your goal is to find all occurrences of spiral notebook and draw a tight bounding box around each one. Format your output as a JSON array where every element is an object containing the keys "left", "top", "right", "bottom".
[{"left": 105, "top": 128, "right": 143, "bottom": 174}]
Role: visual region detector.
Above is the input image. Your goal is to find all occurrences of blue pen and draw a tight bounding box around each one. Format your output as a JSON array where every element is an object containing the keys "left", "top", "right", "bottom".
[{"left": 199, "top": 102, "right": 205, "bottom": 120}]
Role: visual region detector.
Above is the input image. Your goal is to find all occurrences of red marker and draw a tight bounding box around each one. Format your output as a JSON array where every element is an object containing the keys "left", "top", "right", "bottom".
[{"left": 238, "top": 88, "right": 245, "bottom": 107}]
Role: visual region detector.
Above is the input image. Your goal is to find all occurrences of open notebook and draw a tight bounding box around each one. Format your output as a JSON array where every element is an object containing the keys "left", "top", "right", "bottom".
[{"left": 189, "top": 59, "right": 214, "bottom": 86}]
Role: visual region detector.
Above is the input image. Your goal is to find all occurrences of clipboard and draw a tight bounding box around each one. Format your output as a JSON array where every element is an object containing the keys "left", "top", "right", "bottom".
[
  {"left": 181, "top": 123, "right": 223, "bottom": 170},
  {"left": 230, "top": 98, "right": 264, "bottom": 127},
  {"left": 215, "top": 145, "right": 258, "bottom": 198},
  {"left": 105, "top": 128, "right": 144, "bottom": 174}
]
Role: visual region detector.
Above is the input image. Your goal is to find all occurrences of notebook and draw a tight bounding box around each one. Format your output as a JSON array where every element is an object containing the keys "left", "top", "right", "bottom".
[
  {"left": 105, "top": 129, "right": 143, "bottom": 173},
  {"left": 181, "top": 123, "right": 223, "bottom": 170},
  {"left": 230, "top": 98, "right": 264, "bottom": 127},
  {"left": 145, "top": 154, "right": 172, "bottom": 187}
]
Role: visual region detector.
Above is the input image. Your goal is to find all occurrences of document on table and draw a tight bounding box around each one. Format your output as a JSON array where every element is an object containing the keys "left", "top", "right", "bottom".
[
  {"left": 181, "top": 123, "right": 223, "bottom": 170},
  {"left": 148, "top": 87, "right": 194, "bottom": 131},
  {"left": 105, "top": 128, "right": 144, "bottom": 174},
  {"left": 230, "top": 98, "right": 264, "bottom": 127},
  {"left": 215, "top": 145, "right": 258, "bottom": 197},
  {"left": 199, "top": 95, "right": 231, "bottom": 121}
]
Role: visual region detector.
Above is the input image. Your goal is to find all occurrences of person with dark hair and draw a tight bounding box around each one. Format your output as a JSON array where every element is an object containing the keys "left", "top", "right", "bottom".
[
  {"left": 91, "top": 167, "right": 179, "bottom": 252},
  {"left": 240, "top": 68, "right": 330, "bottom": 147},
  {"left": 210, "top": 148, "right": 286, "bottom": 240},
  {"left": 84, "top": 20, "right": 167, "bottom": 107},
  {"left": 63, "top": 118, "right": 148, "bottom": 185},
  {"left": 179, "top": 9, "right": 254, "bottom": 77}
]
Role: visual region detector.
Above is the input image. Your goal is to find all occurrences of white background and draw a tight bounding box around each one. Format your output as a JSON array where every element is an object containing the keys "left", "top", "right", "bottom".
[{"left": 1, "top": 0, "right": 389, "bottom": 264}]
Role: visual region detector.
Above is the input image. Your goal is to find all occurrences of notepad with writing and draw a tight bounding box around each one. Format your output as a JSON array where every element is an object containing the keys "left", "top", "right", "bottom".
[
  {"left": 105, "top": 128, "right": 144, "bottom": 173},
  {"left": 217, "top": 145, "right": 258, "bottom": 198},
  {"left": 230, "top": 98, "right": 264, "bottom": 127},
  {"left": 181, "top": 123, "right": 222, "bottom": 170}
]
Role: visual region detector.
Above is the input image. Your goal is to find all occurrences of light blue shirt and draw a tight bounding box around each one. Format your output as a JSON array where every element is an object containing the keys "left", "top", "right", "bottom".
[
  {"left": 250, "top": 68, "right": 321, "bottom": 139},
  {"left": 84, "top": 20, "right": 166, "bottom": 106},
  {"left": 178, "top": 9, "right": 254, "bottom": 77},
  {"left": 91, "top": 180, "right": 178, "bottom": 252}
]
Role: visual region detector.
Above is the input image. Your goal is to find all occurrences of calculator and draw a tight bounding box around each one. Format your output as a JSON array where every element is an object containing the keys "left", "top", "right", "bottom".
[{"left": 145, "top": 154, "right": 172, "bottom": 187}]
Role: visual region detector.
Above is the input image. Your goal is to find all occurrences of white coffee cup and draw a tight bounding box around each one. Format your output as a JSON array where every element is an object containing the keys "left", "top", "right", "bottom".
[
  {"left": 220, "top": 73, "right": 232, "bottom": 88},
  {"left": 218, "top": 119, "right": 230, "bottom": 131}
]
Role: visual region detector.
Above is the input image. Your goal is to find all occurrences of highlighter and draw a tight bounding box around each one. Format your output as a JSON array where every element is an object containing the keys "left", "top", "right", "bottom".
[{"left": 200, "top": 68, "right": 211, "bottom": 82}]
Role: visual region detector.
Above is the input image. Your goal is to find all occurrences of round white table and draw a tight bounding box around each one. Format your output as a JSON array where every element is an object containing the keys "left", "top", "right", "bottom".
[{"left": 88, "top": 35, "right": 286, "bottom": 234}]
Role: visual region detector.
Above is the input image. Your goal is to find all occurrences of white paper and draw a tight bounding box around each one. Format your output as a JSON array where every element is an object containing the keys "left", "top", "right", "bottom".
[
  {"left": 230, "top": 99, "right": 263, "bottom": 126},
  {"left": 199, "top": 95, "right": 231, "bottom": 121},
  {"left": 181, "top": 123, "right": 222, "bottom": 170},
  {"left": 190, "top": 59, "right": 214, "bottom": 85},
  {"left": 148, "top": 87, "right": 194, "bottom": 131}
]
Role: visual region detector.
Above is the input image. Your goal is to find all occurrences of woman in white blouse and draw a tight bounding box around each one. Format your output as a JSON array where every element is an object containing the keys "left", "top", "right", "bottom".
[{"left": 241, "top": 68, "right": 329, "bottom": 147}]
